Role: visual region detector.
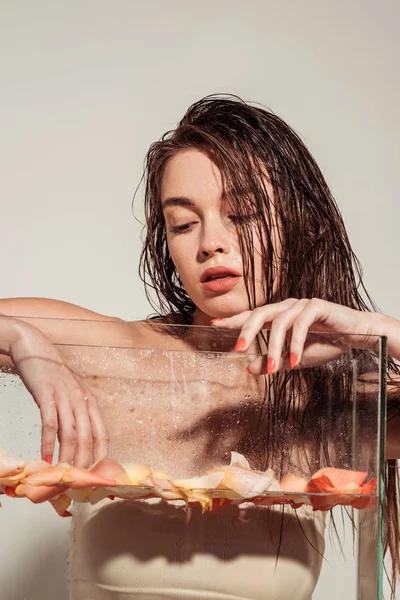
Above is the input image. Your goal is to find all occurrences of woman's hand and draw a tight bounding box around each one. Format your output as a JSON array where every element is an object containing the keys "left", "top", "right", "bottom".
[
  {"left": 7, "top": 319, "right": 109, "bottom": 467},
  {"left": 212, "top": 298, "right": 386, "bottom": 374}
]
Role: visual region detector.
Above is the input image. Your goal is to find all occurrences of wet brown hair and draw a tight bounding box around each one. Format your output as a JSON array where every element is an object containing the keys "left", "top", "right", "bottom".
[{"left": 138, "top": 94, "right": 400, "bottom": 594}]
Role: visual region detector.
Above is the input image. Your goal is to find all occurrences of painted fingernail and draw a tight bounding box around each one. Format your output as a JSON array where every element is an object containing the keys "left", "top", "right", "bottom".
[
  {"left": 234, "top": 337, "right": 246, "bottom": 352},
  {"left": 210, "top": 318, "right": 223, "bottom": 325},
  {"left": 245, "top": 365, "right": 251, "bottom": 374},
  {"left": 266, "top": 358, "right": 275, "bottom": 375},
  {"left": 290, "top": 353, "right": 298, "bottom": 369},
  {"left": 44, "top": 455, "right": 53, "bottom": 465}
]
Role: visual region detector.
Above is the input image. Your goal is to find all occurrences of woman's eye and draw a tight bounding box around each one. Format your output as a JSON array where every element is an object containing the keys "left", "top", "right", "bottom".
[{"left": 171, "top": 222, "right": 195, "bottom": 234}]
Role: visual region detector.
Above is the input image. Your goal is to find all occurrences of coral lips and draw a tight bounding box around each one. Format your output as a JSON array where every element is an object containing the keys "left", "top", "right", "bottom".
[{"left": 200, "top": 266, "right": 241, "bottom": 292}]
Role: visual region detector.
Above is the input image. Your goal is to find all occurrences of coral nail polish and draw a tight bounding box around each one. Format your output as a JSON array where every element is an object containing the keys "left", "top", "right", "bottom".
[
  {"left": 290, "top": 353, "right": 298, "bottom": 369},
  {"left": 44, "top": 455, "right": 53, "bottom": 465},
  {"left": 245, "top": 365, "right": 251, "bottom": 374},
  {"left": 210, "top": 318, "right": 223, "bottom": 325},
  {"left": 266, "top": 358, "right": 275, "bottom": 375},
  {"left": 234, "top": 337, "right": 246, "bottom": 352}
]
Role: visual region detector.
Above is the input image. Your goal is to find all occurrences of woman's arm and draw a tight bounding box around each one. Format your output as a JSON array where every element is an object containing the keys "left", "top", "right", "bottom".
[
  {"left": 211, "top": 300, "right": 400, "bottom": 459},
  {"left": 370, "top": 313, "right": 400, "bottom": 361},
  {"left": 0, "top": 298, "right": 114, "bottom": 466}
]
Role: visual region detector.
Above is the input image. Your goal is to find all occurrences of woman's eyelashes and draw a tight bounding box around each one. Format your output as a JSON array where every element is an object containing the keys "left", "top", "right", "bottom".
[
  {"left": 169, "top": 213, "right": 260, "bottom": 235},
  {"left": 170, "top": 221, "right": 197, "bottom": 234}
]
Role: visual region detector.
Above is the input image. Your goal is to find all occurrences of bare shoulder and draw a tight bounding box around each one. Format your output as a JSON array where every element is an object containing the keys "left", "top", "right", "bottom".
[
  {"left": 0, "top": 297, "right": 114, "bottom": 321},
  {"left": 0, "top": 297, "right": 123, "bottom": 346},
  {"left": 0, "top": 298, "right": 176, "bottom": 348}
]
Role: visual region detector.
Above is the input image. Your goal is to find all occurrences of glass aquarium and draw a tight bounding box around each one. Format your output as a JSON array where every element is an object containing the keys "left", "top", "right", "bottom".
[{"left": 0, "top": 317, "right": 386, "bottom": 600}]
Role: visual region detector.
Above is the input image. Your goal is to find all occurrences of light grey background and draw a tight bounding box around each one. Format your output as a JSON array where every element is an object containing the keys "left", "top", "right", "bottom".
[{"left": 0, "top": 1, "right": 398, "bottom": 599}]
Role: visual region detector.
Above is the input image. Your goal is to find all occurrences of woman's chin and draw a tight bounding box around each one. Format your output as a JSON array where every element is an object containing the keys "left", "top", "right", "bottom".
[{"left": 193, "top": 301, "right": 249, "bottom": 324}]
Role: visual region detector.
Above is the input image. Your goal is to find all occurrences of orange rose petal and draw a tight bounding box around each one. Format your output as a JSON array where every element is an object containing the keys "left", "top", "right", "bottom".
[
  {"left": 0, "top": 446, "right": 379, "bottom": 515},
  {"left": 149, "top": 476, "right": 185, "bottom": 501},
  {"left": 61, "top": 467, "right": 117, "bottom": 489},
  {"left": 351, "top": 496, "right": 373, "bottom": 510},
  {"left": 306, "top": 475, "right": 335, "bottom": 495},
  {"left": 361, "top": 477, "right": 377, "bottom": 495},
  {"left": 14, "top": 482, "right": 69, "bottom": 503},
  {"left": 0, "top": 472, "right": 26, "bottom": 486},
  {"left": 90, "top": 459, "right": 132, "bottom": 485},
  {"left": 49, "top": 493, "right": 72, "bottom": 517},
  {"left": 4, "top": 486, "right": 17, "bottom": 498},
  {"left": 215, "top": 467, "right": 276, "bottom": 499},
  {"left": 0, "top": 452, "right": 27, "bottom": 485},
  {"left": 310, "top": 467, "right": 367, "bottom": 490},
  {"left": 0, "top": 449, "right": 25, "bottom": 480},
  {"left": 25, "top": 460, "right": 55, "bottom": 476},
  {"left": 25, "top": 466, "right": 67, "bottom": 486},
  {"left": 280, "top": 474, "right": 308, "bottom": 493},
  {"left": 123, "top": 463, "right": 152, "bottom": 485}
]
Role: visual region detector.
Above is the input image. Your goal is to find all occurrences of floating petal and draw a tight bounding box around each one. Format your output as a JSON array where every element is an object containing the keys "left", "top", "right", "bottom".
[
  {"left": 90, "top": 459, "right": 132, "bottom": 485},
  {"left": 61, "top": 467, "right": 117, "bottom": 489},
  {"left": 49, "top": 493, "right": 72, "bottom": 517}
]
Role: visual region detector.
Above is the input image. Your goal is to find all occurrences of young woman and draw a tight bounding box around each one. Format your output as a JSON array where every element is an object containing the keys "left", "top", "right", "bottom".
[{"left": 1, "top": 96, "right": 399, "bottom": 599}]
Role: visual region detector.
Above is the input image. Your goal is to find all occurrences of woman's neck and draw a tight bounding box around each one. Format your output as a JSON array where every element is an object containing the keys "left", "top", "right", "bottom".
[{"left": 191, "top": 309, "right": 214, "bottom": 327}]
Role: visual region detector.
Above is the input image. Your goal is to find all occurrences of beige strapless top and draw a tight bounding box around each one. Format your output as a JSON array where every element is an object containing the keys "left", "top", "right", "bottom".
[{"left": 67, "top": 498, "right": 325, "bottom": 600}]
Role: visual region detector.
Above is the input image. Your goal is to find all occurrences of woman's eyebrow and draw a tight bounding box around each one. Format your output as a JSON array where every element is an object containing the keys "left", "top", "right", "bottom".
[{"left": 161, "top": 196, "right": 195, "bottom": 209}]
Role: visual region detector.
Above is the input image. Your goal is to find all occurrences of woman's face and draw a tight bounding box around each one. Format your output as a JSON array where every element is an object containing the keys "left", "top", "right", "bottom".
[{"left": 161, "top": 149, "right": 275, "bottom": 324}]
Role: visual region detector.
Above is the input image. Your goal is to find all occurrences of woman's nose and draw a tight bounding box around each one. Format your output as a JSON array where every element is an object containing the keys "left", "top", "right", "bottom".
[
  {"left": 198, "top": 221, "right": 231, "bottom": 259},
  {"left": 200, "top": 243, "right": 225, "bottom": 257}
]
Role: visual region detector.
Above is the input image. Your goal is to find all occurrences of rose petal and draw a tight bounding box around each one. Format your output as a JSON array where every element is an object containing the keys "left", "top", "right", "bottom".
[
  {"left": 25, "top": 466, "right": 67, "bottom": 486},
  {"left": 123, "top": 463, "right": 152, "bottom": 485},
  {"left": 308, "top": 468, "right": 367, "bottom": 492},
  {"left": 61, "top": 467, "right": 117, "bottom": 489},
  {"left": 174, "top": 473, "right": 224, "bottom": 491},
  {"left": 0, "top": 447, "right": 25, "bottom": 481},
  {"left": 14, "top": 482, "right": 69, "bottom": 503},
  {"left": 90, "top": 459, "right": 132, "bottom": 485},
  {"left": 280, "top": 474, "right": 308, "bottom": 493},
  {"left": 229, "top": 452, "right": 251, "bottom": 470},
  {"left": 49, "top": 493, "right": 72, "bottom": 517},
  {"left": 218, "top": 467, "right": 276, "bottom": 498}
]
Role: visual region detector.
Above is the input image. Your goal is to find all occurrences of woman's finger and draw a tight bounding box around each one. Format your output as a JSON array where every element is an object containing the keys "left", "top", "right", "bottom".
[
  {"left": 56, "top": 394, "right": 77, "bottom": 465},
  {"left": 38, "top": 388, "right": 59, "bottom": 464},
  {"left": 232, "top": 299, "right": 299, "bottom": 352},
  {"left": 290, "top": 299, "right": 327, "bottom": 366},
  {"left": 212, "top": 299, "right": 299, "bottom": 331},
  {"left": 245, "top": 352, "right": 291, "bottom": 375},
  {"left": 266, "top": 299, "right": 309, "bottom": 373},
  {"left": 211, "top": 310, "right": 253, "bottom": 330},
  {"left": 70, "top": 387, "right": 94, "bottom": 468},
  {"left": 85, "top": 391, "right": 110, "bottom": 463}
]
